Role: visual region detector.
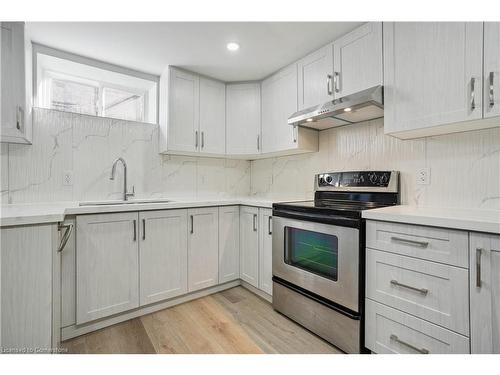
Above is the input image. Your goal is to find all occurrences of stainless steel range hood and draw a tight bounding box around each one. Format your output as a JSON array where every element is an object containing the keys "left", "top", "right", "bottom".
[{"left": 288, "top": 85, "right": 384, "bottom": 130}]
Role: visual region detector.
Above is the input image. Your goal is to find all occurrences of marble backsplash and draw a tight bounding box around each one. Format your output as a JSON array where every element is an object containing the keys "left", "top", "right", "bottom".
[
  {"left": 0, "top": 108, "right": 250, "bottom": 204},
  {"left": 250, "top": 119, "right": 500, "bottom": 210}
]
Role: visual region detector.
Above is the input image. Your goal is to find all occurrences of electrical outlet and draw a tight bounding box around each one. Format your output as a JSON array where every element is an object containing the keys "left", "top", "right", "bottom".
[
  {"left": 63, "top": 170, "right": 74, "bottom": 186},
  {"left": 416, "top": 168, "right": 430, "bottom": 185}
]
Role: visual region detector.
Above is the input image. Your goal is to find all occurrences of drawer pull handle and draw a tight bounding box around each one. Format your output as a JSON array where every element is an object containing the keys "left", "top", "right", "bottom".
[
  {"left": 476, "top": 248, "right": 482, "bottom": 288},
  {"left": 390, "top": 334, "right": 429, "bottom": 354},
  {"left": 57, "top": 223, "right": 74, "bottom": 253},
  {"left": 390, "top": 280, "right": 429, "bottom": 295},
  {"left": 391, "top": 236, "right": 429, "bottom": 248}
]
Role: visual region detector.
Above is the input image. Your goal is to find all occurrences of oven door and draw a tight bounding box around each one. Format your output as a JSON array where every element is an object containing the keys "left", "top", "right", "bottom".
[{"left": 272, "top": 216, "right": 360, "bottom": 313}]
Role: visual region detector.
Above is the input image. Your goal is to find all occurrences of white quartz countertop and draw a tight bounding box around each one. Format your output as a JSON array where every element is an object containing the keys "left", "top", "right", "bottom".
[
  {"left": 0, "top": 198, "right": 276, "bottom": 227},
  {"left": 362, "top": 205, "right": 500, "bottom": 234}
]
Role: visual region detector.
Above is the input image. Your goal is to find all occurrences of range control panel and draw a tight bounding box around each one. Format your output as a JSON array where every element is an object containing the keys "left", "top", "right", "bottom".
[{"left": 316, "top": 171, "right": 398, "bottom": 191}]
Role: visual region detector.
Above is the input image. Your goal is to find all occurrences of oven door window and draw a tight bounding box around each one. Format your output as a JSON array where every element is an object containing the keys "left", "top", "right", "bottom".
[{"left": 284, "top": 227, "right": 338, "bottom": 281}]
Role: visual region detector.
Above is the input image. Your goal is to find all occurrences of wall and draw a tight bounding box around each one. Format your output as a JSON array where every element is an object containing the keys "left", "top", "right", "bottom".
[
  {"left": 0, "top": 108, "right": 250, "bottom": 204},
  {"left": 250, "top": 119, "right": 500, "bottom": 210}
]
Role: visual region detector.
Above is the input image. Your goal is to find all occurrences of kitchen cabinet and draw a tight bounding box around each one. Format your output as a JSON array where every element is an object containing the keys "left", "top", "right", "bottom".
[
  {"left": 469, "top": 233, "right": 500, "bottom": 353},
  {"left": 1, "top": 22, "right": 31, "bottom": 144},
  {"left": 261, "top": 64, "right": 318, "bottom": 156},
  {"left": 199, "top": 77, "right": 226, "bottom": 155},
  {"left": 332, "top": 22, "right": 382, "bottom": 99},
  {"left": 1, "top": 223, "right": 59, "bottom": 352},
  {"left": 218, "top": 206, "right": 240, "bottom": 283},
  {"left": 258, "top": 208, "right": 273, "bottom": 295},
  {"left": 226, "top": 83, "right": 261, "bottom": 156},
  {"left": 383, "top": 22, "right": 491, "bottom": 139},
  {"left": 76, "top": 212, "right": 140, "bottom": 324},
  {"left": 484, "top": 22, "right": 500, "bottom": 119},
  {"left": 187, "top": 207, "right": 219, "bottom": 292},
  {"left": 240, "top": 206, "right": 259, "bottom": 287},
  {"left": 139, "top": 209, "right": 188, "bottom": 306}
]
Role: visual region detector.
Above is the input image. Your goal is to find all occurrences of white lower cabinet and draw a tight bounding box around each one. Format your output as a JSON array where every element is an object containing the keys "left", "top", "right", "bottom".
[
  {"left": 258, "top": 208, "right": 273, "bottom": 295},
  {"left": 240, "top": 206, "right": 259, "bottom": 288},
  {"left": 139, "top": 209, "right": 188, "bottom": 306},
  {"left": 76, "top": 212, "right": 140, "bottom": 324},
  {"left": 218, "top": 206, "right": 240, "bottom": 283},
  {"left": 187, "top": 207, "right": 219, "bottom": 292},
  {"left": 470, "top": 233, "right": 500, "bottom": 353}
]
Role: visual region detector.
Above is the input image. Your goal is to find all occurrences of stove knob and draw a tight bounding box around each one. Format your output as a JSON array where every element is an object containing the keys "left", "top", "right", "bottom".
[
  {"left": 325, "top": 175, "right": 333, "bottom": 184},
  {"left": 318, "top": 176, "right": 325, "bottom": 185},
  {"left": 379, "top": 173, "right": 389, "bottom": 184},
  {"left": 369, "top": 173, "right": 378, "bottom": 184}
]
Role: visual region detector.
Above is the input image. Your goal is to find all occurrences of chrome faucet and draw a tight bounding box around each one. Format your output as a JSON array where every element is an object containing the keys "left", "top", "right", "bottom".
[{"left": 110, "top": 157, "right": 135, "bottom": 201}]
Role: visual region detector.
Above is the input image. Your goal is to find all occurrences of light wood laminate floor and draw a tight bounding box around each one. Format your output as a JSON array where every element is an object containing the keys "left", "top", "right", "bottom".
[{"left": 62, "top": 286, "right": 341, "bottom": 354}]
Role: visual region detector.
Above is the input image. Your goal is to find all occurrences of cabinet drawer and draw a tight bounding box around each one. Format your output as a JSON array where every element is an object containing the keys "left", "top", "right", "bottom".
[
  {"left": 365, "top": 299, "right": 470, "bottom": 354},
  {"left": 366, "top": 249, "right": 469, "bottom": 335},
  {"left": 366, "top": 220, "right": 468, "bottom": 268}
]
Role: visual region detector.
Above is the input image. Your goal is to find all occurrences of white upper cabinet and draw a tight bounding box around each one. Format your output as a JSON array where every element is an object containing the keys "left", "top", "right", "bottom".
[
  {"left": 383, "top": 22, "right": 486, "bottom": 139},
  {"left": 187, "top": 207, "right": 219, "bottom": 292},
  {"left": 470, "top": 233, "right": 500, "bottom": 354},
  {"left": 1, "top": 22, "right": 31, "bottom": 144},
  {"left": 160, "top": 67, "right": 199, "bottom": 154},
  {"left": 484, "top": 22, "right": 500, "bottom": 119},
  {"left": 199, "top": 77, "right": 226, "bottom": 155},
  {"left": 333, "top": 22, "right": 383, "bottom": 98},
  {"left": 139, "top": 209, "right": 188, "bottom": 306},
  {"left": 297, "top": 43, "right": 334, "bottom": 110},
  {"left": 226, "top": 83, "right": 261, "bottom": 156}
]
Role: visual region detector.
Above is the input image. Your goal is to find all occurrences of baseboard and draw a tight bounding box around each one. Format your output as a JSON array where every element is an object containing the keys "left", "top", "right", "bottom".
[
  {"left": 61, "top": 280, "right": 241, "bottom": 341},
  {"left": 240, "top": 281, "right": 272, "bottom": 303}
]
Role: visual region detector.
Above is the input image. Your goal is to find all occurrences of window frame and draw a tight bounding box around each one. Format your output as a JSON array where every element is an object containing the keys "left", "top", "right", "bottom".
[{"left": 32, "top": 43, "right": 159, "bottom": 124}]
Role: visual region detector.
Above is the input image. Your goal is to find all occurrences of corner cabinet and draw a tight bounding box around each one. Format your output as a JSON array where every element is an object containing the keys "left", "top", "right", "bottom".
[
  {"left": 159, "top": 67, "right": 225, "bottom": 157},
  {"left": 226, "top": 83, "right": 261, "bottom": 157},
  {"left": 240, "top": 206, "right": 260, "bottom": 287},
  {"left": 384, "top": 22, "right": 500, "bottom": 139},
  {"left": 470, "top": 233, "right": 500, "bottom": 353},
  {"left": 1, "top": 21, "right": 32, "bottom": 144},
  {"left": 218, "top": 206, "right": 240, "bottom": 283}
]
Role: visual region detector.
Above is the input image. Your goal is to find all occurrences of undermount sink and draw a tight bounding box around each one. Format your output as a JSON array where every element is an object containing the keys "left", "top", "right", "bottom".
[{"left": 79, "top": 198, "right": 172, "bottom": 206}]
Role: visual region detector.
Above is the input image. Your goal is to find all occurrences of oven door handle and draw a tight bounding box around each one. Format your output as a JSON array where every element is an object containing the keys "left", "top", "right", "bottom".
[{"left": 273, "top": 209, "right": 361, "bottom": 228}]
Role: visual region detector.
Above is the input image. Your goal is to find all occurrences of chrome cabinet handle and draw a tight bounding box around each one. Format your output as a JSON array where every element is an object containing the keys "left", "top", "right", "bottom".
[
  {"left": 190, "top": 215, "right": 194, "bottom": 234},
  {"left": 292, "top": 125, "right": 297, "bottom": 143},
  {"left": 142, "top": 219, "right": 146, "bottom": 240},
  {"left": 333, "top": 72, "right": 340, "bottom": 93},
  {"left": 471, "top": 77, "right": 476, "bottom": 111},
  {"left": 16, "top": 105, "right": 24, "bottom": 131},
  {"left": 390, "top": 334, "right": 429, "bottom": 354},
  {"left": 268, "top": 216, "right": 272, "bottom": 235},
  {"left": 57, "top": 223, "right": 74, "bottom": 253},
  {"left": 489, "top": 72, "right": 495, "bottom": 108},
  {"left": 326, "top": 74, "right": 333, "bottom": 95},
  {"left": 390, "top": 280, "right": 429, "bottom": 295},
  {"left": 201, "top": 131, "right": 205, "bottom": 149},
  {"left": 391, "top": 236, "right": 429, "bottom": 248},
  {"left": 195, "top": 131, "right": 199, "bottom": 149},
  {"left": 253, "top": 214, "right": 257, "bottom": 232},
  {"left": 257, "top": 135, "right": 260, "bottom": 151},
  {"left": 133, "top": 220, "right": 137, "bottom": 241},
  {"left": 476, "top": 248, "right": 483, "bottom": 288}
]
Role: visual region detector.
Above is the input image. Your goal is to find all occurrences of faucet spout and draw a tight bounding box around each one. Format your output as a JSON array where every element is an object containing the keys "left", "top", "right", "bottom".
[{"left": 109, "top": 157, "right": 134, "bottom": 201}]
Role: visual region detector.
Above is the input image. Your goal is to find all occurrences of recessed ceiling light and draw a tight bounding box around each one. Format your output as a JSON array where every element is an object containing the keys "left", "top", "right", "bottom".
[
  {"left": 226, "top": 42, "right": 240, "bottom": 52},
  {"left": 344, "top": 107, "right": 352, "bottom": 112}
]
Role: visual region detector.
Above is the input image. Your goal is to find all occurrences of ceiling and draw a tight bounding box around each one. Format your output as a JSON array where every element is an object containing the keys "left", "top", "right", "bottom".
[{"left": 27, "top": 22, "right": 363, "bottom": 82}]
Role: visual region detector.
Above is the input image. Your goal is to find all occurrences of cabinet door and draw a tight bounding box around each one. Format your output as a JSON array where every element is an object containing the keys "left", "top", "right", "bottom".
[
  {"left": 484, "top": 22, "right": 500, "bottom": 119},
  {"left": 187, "top": 207, "right": 219, "bottom": 292},
  {"left": 218, "top": 206, "right": 240, "bottom": 283},
  {"left": 384, "top": 22, "right": 483, "bottom": 135},
  {"left": 199, "top": 77, "right": 226, "bottom": 155},
  {"left": 240, "top": 206, "right": 259, "bottom": 287},
  {"left": 168, "top": 67, "right": 199, "bottom": 153},
  {"left": 258, "top": 208, "right": 273, "bottom": 295},
  {"left": 261, "top": 64, "right": 298, "bottom": 154},
  {"left": 76, "top": 212, "right": 139, "bottom": 324},
  {"left": 297, "top": 44, "right": 333, "bottom": 109},
  {"left": 139, "top": 209, "right": 188, "bottom": 306},
  {"left": 1, "top": 22, "right": 27, "bottom": 143},
  {"left": 470, "top": 233, "right": 500, "bottom": 353},
  {"left": 226, "top": 83, "right": 261, "bottom": 155},
  {"left": 333, "top": 22, "right": 382, "bottom": 99}
]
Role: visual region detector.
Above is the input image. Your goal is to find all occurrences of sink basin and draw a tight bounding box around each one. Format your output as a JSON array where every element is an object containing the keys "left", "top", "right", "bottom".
[{"left": 79, "top": 198, "right": 172, "bottom": 206}]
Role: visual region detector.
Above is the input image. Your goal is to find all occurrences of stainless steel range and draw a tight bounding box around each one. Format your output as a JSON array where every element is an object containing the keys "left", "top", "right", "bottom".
[{"left": 272, "top": 171, "right": 400, "bottom": 353}]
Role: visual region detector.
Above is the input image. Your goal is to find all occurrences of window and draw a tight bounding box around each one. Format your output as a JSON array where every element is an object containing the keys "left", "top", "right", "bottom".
[{"left": 34, "top": 44, "right": 158, "bottom": 124}]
